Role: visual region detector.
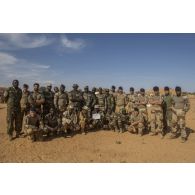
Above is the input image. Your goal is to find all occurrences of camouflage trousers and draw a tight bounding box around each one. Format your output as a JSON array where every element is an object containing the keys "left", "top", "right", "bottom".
[
  {"left": 79, "top": 120, "right": 88, "bottom": 133},
  {"left": 6, "top": 108, "right": 22, "bottom": 136},
  {"left": 25, "top": 126, "right": 42, "bottom": 141},
  {"left": 171, "top": 109, "right": 187, "bottom": 139},
  {"left": 128, "top": 122, "right": 144, "bottom": 135},
  {"left": 164, "top": 109, "right": 172, "bottom": 131},
  {"left": 150, "top": 110, "right": 163, "bottom": 134},
  {"left": 20, "top": 107, "right": 30, "bottom": 131}
]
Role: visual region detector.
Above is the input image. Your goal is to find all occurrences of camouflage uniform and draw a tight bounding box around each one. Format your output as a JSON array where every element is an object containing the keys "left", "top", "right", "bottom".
[
  {"left": 105, "top": 90, "right": 115, "bottom": 113},
  {"left": 116, "top": 108, "right": 129, "bottom": 133},
  {"left": 105, "top": 111, "right": 118, "bottom": 131},
  {"left": 79, "top": 107, "right": 89, "bottom": 134},
  {"left": 20, "top": 90, "right": 30, "bottom": 130},
  {"left": 28, "top": 91, "right": 45, "bottom": 115},
  {"left": 162, "top": 94, "right": 173, "bottom": 131},
  {"left": 171, "top": 95, "right": 190, "bottom": 140},
  {"left": 24, "top": 113, "right": 42, "bottom": 142},
  {"left": 54, "top": 89, "right": 69, "bottom": 129},
  {"left": 115, "top": 93, "right": 126, "bottom": 113},
  {"left": 128, "top": 111, "right": 144, "bottom": 136},
  {"left": 96, "top": 92, "right": 107, "bottom": 113},
  {"left": 43, "top": 112, "right": 60, "bottom": 135},
  {"left": 62, "top": 108, "right": 79, "bottom": 133},
  {"left": 69, "top": 86, "right": 83, "bottom": 112},
  {"left": 4, "top": 86, "right": 22, "bottom": 137},
  {"left": 83, "top": 89, "right": 94, "bottom": 117},
  {"left": 42, "top": 89, "right": 54, "bottom": 118},
  {"left": 148, "top": 94, "right": 164, "bottom": 135},
  {"left": 135, "top": 94, "right": 149, "bottom": 126},
  {"left": 126, "top": 93, "right": 137, "bottom": 114}
]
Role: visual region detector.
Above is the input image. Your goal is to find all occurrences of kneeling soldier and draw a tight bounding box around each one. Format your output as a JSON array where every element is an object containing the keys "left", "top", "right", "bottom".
[
  {"left": 24, "top": 108, "right": 43, "bottom": 142},
  {"left": 43, "top": 108, "right": 60, "bottom": 136},
  {"left": 128, "top": 108, "right": 145, "bottom": 136},
  {"left": 79, "top": 106, "right": 89, "bottom": 135}
]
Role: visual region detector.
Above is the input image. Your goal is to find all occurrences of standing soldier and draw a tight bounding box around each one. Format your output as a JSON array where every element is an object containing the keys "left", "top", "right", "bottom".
[
  {"left": 4, "top": 80, "right": 22, "bottom": 141},
  {"left": 162, "top": 86, "right": 173, "bottom": 133},
  {"left": 54, "top": 84, "right": 69, "bottom": 125},
  {"left": 126, "top": 87, "right": 137, "bottom": 115},
  {"left": 170, "top": 86, "right": 190, "bottom": 143},
  {"left": 20, "top": 84, "right": 30, "bottom": 132},
  {"left": 43, "top": 84, "right": 54, "bottom": 119},
  {"left": 28, "top": 83, "right": 45, "bottom": 115},
  {"left": 135, "top": 88, "right": 148, "bottom": 129},
  {"left": 83, "top": 86, "right": 94, "bottom": 117},
  {"left": 69, "top": 84, "right": 83, "bottom": 113},
  {"left": 96, "top": 87, "right": 107, "bottom": 113},
  {"left": 115, "top": 86, "right": 126, "bottom": 113},
  {"left": 54, "top": 86, "right": 59, "bottom": 94},
  {"left": 117, "top": 108, "right": 128, "bottom": 133},
  {"left": 105, "top": 89, "right": 115, "bottom": 113},
  {"left": 128, "top": 108, "right": 145, "bottom": 136},
  {"left": 91, "top": 87, "right": 97, "bottom": 111},
  {"left": 148, "top": 86, "right": 164, "bottom": 137}
]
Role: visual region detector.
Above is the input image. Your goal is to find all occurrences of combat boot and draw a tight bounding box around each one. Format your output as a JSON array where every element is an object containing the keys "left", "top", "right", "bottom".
[
  {"left": 181, "top": 137, "right": 186, "bottom": 143},
  {"left": 9, "top": 134, "right": 13, "bottom": 141}
]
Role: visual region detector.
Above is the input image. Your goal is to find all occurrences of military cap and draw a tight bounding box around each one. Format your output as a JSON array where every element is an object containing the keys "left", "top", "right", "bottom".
[
  {"left": 73, "top": 84, "right": 79, "bottom": 88},
  {"left": 84, "top": 86, "right": 89, "bottom": 89},
  {"left": 33, "top": 82, "right": 40, "bottom": 87},
  {"left": 111, "top": 85, "right": 116, "bottom": 89},
  {"left": 130, "top": 87, "right": 134, "bottom": 92},
  {"left": 118, "top": 86, "right": 123, "bottom": 90},
  {"left": 140, "top": 88, "right": 145, "bottom": 92},
  {"left": 153, "top": 86, "right": 159, "bottom": 91},
  {"left": 60, "top": 84, "right": 65, "bottom": 89},
  {"left": 105, "top": 88, "right": 109, "bottom": 92},
  {"left": 164, "top": 86, "right": 170, "bottom": 91},
  {"left": 12, "top": 79, "right": 19, "bottom": 84},
  {"left": 47, "top": 83, "right": 52, "bottom": 87},
  {"left": 23, "top": 84, "right": 29, "bottom": 88},
  {"left": 175, "top": 86, "right": 181, "bottom": 92},
  {"left": 99, "top": 87, "right": 102, "bottom": 90}
]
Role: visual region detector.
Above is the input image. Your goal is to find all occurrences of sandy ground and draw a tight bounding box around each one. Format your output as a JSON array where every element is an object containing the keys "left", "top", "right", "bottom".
[{"left": 0, "top": 99, "right": 195, "bottom": 163}]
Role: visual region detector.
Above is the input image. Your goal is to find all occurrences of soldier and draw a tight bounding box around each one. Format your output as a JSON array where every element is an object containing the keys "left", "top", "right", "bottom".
[
  {"left": 96, "top": 87, "right": 107, "bottom": 113},
  {"left": 148, "top": 86, "right": 164, "bottom": 137},
  {"left": 170, "top": 86, "right": 190, "bottom": 143},
  {"left": 126, "top": 87, "right": 137, "bottom": 115},
  {"left": 42, "top": 84, "right": 54, "bottom": 118},
  {"left": 83, "top": 86, "right": 94, "bottom": 117},
  {"left": 28, "top": 83, "right": 45, "bottom": 115},
  {"left": 162, "top": 86, "right": 173, "bottom": 133},
  {"left": 105, "top": 89, "right": 115, "bottom": 113},
  {"left": 20, "top": 84, "right": 30, "bottom": 132},
  {"left": 105, "top": 109, "right": 118, "bottom": 131},
  {"left": 115, "top": 86, "right": 126, "bottom": 114},
  {"left": 43, "top": 107, "right": 60, "bottom": 136},
  {"left": 69, "top": 84, "right": 83, "bottom": 113},
  {"left": 90, "top": 105, "right": 105, "bottom": 130},
  {"left": 4, "top": 80, "right": 22, "bottom": 141},
  {"left": 91, "top": 87, "right": 97, "bottom": 111},
  {"left": 135, "top": 88, "right": 149, "bottom": 129},
  {"left": 117, "top": 108, "right": 128, "bottom": 133},
  {"left": 79, "top": 106, "right": 89, "bottom": 135},
  {"left": 128, "top": 108, "right": 145, "bottom": 136},
  {"left": 62, "top": 105, "right": 79, "bottom": 137},
  {"left": 24, "top": 108, "right": 43, "bottom": 142},
  {"left": 54, "top": 86, "right": 59, "bottom": 94},
  {"left": 54, "top": 84, "right": 69, "bottom": 131}
]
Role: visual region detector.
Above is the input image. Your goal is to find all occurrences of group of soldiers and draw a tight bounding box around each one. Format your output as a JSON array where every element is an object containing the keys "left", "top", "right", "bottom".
[{"left": 3, "top": 79, "right": 190, "bottom": 143}]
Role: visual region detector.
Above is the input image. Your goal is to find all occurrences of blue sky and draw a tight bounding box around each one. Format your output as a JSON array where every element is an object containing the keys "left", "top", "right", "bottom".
[{"left": 0, "top": 33, "right": 195, "bottom": 92}]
